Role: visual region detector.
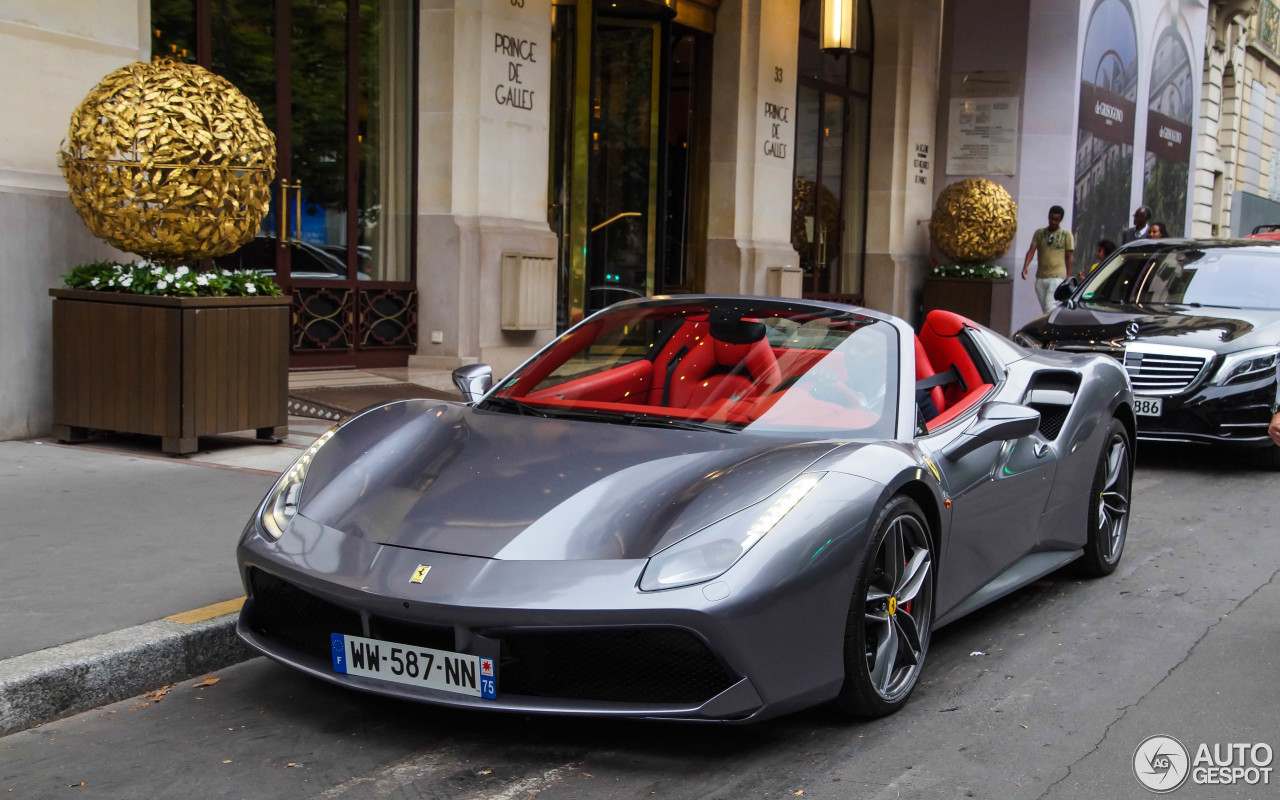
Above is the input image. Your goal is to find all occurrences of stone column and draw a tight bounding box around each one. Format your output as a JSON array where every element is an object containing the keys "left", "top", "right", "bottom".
[
  {"left": 862, "top": 0, "right": 942, "bottom": 322},
  {"left": 705, "top": 0, "right": 802, "bottom": 296},
  {"left": 0, "top": 3, "right": 138, "bottom": 440},
  {"left": 415, "top": 0, "right": 558, "bottom": 377}
]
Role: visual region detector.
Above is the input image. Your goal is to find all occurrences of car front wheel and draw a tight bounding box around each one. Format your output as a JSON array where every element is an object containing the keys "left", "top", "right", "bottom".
[
  {"left": 833, "top": 495, "right": 934, "bottom": 718},
  {"left": 1078, "top": 419, "right": 1131, "bottom": 577}
]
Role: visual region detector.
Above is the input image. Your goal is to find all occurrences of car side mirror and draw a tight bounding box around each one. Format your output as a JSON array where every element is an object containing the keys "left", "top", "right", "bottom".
[
  {"left": 943, "top": 402, "right": 1041, "bottom": 461},
  {"left": 1053, "top": 276, "right": 1079, "bottom": 302},
  {"left": 452, "top": 364, "right": 493, "bottom": 403}
]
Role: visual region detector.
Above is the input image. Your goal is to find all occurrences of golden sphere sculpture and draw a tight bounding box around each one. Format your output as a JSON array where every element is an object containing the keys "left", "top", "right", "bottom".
[
  {"left": 929, "top": 178, "right": 1018, "bottom": 263},
  {"left": 58, "top": 59, "right": 275, "bottom": 262}
]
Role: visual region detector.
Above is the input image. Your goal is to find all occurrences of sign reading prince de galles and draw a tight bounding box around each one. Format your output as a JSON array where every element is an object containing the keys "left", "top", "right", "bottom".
[{"left": 483, "top": 0, "right": 550, "bottom": 120}]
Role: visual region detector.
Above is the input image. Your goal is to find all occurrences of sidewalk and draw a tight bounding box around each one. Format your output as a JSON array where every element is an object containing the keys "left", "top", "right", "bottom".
[{"left": 0, "top": 370, "right": 460, "bottom": 737}]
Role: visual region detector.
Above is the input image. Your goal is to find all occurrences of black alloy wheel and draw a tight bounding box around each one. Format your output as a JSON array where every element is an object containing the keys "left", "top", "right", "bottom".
[
  {"left": 1078, "top": 419, "right": 1131, "bottom": 577},
  {"left": 834, "top": 495, "right": 934, "bottom": 718}
]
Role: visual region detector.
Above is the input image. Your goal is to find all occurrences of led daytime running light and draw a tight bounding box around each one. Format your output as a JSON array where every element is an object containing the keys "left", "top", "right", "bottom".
[{"left": 740, "top": 474, "right": 822, "bottom": 551}]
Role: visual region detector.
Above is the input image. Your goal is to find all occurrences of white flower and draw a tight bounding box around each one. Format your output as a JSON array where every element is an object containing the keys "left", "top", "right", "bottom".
[
  {"left": 175, "top": 265, "right": 190, "bottom": 277},
  {"left": 246, "top": 284, "right": 256, "bottom": 294},
  {"left": 196, "top": 275, "right": 209, "bottom": 286},
  {"left": 89, "top": 278, "right": 100, "bottom": 287},
  {"left": 156, "top": 280, "right": 167, "bottom": 291},
  {"left": 107, "top": 279, "right": 116, "bottom": 287},
  {"left": 152, "top": 266, "right": 163, "bottom": 275},
  {"left": 221, "top": 270, "right": 232, "bottom": 276},
  {"left": 120, "top": 276, "right": 132, "bottom": 287}
]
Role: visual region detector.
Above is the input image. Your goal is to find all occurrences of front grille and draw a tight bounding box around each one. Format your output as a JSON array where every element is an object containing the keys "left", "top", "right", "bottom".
[
  {"left": 246, "top": 568, "right": 362, "bottom": 660},
  {"left": 499, "top": 629, "right": 737, "bottom": 705},
  {"left": 1124, "top": 348, "right": 1208, "bottom": 395}
]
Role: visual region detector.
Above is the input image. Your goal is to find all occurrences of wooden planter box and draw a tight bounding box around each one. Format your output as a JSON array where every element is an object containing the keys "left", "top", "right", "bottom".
[
  {"left": 50, "top": 289, "right": 290, "bottom": 455},
  {"left": 921, "top": 277, "right": 1013, "bottom": 334}
]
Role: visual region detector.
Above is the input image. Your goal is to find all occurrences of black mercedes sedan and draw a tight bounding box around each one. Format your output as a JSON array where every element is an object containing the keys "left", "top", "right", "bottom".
[{"left": 1015, "top": 240, "right": 1280, "bottom": 466}]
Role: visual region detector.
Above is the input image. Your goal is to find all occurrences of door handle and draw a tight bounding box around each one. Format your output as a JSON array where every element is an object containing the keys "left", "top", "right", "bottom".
[
  {"left": 291, "top": 180, "right": 303, "bottom": 244},
  {"left": 590, "top": 211, "right": 642, "bottom": 233},
  {"left": 277, "top": 181, "right": 289, "bottom": 247}
]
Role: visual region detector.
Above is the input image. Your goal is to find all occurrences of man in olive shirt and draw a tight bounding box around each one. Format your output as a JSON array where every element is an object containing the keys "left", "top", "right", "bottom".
[{"left": 1021, "top": 205, "right": 1075, "bottom": 314}]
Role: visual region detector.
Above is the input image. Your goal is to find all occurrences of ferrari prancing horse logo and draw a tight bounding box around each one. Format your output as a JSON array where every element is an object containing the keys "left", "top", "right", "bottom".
[
  {"left": 887, "top": 596, "right": 898, "bottom": 616},
  {"left": 410, "top": 564, "right": 432, "bottom": 584}
]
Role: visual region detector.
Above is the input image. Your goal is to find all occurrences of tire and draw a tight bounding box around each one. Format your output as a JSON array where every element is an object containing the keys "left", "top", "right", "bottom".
[
  {"left": 832, "top": 495, "right": 934, "bottom": 719},
  {"left": 1077, "top": 419, "right": 1131, "bottom": 577}
]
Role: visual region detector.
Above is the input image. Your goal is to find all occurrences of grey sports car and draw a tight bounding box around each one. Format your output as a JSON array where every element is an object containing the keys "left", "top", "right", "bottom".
[{"left": 236, "top": 297, "right": 1135, "bottom": 723}]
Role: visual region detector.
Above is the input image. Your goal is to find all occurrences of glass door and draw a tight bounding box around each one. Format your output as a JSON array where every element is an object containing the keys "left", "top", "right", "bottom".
[
  {"left": 586, "top": 20, "right": 661, "bottom": 314},
  {"left": 791, "top": 0, "right": 872, "bottom": 302},
  {"left": 549, "top": 1, "right": 711, "bottom": 328},
  {"left": 154, "top": 0, "right": 417, "bottom": 368}
]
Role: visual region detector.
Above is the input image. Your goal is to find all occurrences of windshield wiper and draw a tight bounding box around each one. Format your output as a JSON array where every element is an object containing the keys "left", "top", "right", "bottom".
[
  {"left": 476, "top": 396, "right": 551, "bottom": 417},
  {"left": 504, "top": 403, "right": 737, "bottom": 433}
]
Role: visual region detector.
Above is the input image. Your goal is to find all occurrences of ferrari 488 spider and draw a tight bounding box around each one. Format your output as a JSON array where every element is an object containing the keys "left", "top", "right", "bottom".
[{"left": 237, "top": 297, "right": 1134, "bottom": 722}]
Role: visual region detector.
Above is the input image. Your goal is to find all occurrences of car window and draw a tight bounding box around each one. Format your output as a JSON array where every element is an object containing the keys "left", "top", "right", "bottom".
[
  {"left": 487, "top": 300, "right": 898, "bottom": 438},
  {"left": 1081, "top": 249, "right": 1280, "bottom": 309}
]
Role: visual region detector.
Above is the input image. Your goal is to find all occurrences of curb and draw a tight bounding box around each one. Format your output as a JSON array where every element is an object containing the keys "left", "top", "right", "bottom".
[{"left": 0, "top": 612, "right": 254, "bottom": 736}]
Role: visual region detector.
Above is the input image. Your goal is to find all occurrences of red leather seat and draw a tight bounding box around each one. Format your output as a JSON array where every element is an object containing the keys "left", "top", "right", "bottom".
[
  {"left": 658, "top": 321, "right": 782, "bottom": 408},
  {"left": 918, "top": 310, "right": 994, "bottom": 430},
  {"left": 914, "top": 337, "right": 946, "bottom": 415}
]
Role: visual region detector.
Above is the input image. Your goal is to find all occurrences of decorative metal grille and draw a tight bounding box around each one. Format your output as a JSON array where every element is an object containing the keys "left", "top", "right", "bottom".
[
  {"left": 292, "top": 287, "right": 353, "bottom": 351},
  {"left": 360, "top": 289, "right": 417, "bottom": 348}
]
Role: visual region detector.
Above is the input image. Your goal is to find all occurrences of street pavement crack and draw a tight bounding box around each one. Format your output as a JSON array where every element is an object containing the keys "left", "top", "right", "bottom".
[{"left": 1033, "top": 565, "right": 1280, "bottom": 800}]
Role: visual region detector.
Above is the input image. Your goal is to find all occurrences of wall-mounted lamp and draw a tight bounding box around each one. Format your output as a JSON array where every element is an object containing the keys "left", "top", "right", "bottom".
[{"left": 820, "top": 0, "right": 856, "bottom": 52}]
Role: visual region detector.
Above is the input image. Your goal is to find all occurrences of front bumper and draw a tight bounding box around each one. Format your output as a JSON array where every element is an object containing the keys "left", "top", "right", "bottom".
[
  {"left": 235, "top": 510, "right": 861, "bottom": 723},
  {"left": 1132, "top": 377, "right": 1277, "bottom": 447}
]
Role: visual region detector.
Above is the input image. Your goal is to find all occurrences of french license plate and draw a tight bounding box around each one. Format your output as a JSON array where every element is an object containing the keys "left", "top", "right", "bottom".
[
  {"left": 331, "top": 633, "right": 496, "bottom": 699},
  {"left": 1133, "top": 396, "right": 1163, "bottom": 417}
]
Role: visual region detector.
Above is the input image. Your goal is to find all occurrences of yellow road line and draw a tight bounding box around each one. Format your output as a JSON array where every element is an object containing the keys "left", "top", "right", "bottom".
[{"left": 165, "top": 597, "right": 245, "bottom": 624}]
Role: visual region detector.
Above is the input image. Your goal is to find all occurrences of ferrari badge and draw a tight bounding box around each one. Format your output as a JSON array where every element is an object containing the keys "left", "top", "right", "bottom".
[{"left": 410, "top": 564, "right": 431, "bottom": 584}]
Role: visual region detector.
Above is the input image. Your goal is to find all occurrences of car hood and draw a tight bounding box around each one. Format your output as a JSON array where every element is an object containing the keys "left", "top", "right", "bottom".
[
  {"left": 295, "top": 400, "right": 844, "bottom": 561},
  {"left": 1023, "top": 302, "right": 1280, "bottom": 354}
]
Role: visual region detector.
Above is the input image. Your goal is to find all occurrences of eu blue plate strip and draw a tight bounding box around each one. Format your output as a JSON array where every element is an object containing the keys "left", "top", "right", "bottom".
[{"left": 331, "top": 633, "right": 347, "bottom": 673}]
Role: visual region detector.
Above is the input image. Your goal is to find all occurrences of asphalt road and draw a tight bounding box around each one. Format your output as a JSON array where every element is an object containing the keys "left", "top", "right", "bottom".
[{"left": 3, "top": 443, "right": 1278, "bottom": 800}]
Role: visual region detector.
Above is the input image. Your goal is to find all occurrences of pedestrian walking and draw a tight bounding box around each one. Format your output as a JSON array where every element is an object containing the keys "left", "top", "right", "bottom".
[
  {"left": 1121, "top": 206, "right": 1151, "bottom": 243},
  {"left": 1021, "top": 205, "right": 1075, "bottom": 314}
]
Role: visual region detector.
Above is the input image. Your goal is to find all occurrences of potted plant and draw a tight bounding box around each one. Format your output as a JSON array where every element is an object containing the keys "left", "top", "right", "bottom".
[
  {"left": 923, "top": 179, "right": 1018, "bottom": 333},
  {"left": 50, "top": 59, "right": 286, "bottom": 455},
  {"left": 921, "top": 263, "right": 1014, "bottom": 333}
]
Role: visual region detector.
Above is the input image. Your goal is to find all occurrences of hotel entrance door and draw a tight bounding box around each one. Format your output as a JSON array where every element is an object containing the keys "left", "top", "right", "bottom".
[{"left": 549, "top": 0, "right": 711, "bottom": 328}]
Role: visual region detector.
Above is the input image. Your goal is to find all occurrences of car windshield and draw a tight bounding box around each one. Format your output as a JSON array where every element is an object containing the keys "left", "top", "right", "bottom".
[
  {"left": 483, "top": 300, "right": 898, "bottom": 437},
  {"left": 1079, "top": 248, "right": 1280, "bottom": 309}
]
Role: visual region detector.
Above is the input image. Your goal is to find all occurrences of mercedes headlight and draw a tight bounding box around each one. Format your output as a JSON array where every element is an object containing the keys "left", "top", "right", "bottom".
[
  {"left": 1209, "top": 346, "right": 1280, "bottom": 387},
  {"left": 259, "top": 426, "right": 337, "bottom": 539},
  {"left": 639, "top": 474, "right": 823, "bottom": 591}
]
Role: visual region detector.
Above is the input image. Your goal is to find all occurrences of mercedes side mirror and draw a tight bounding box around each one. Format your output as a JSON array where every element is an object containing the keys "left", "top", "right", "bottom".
[
  {"left": 452, "top": 364, "right": 493, "bottom": 403},
  {"left": 1054, "top": 276, "right": 1080, "bottom": 302},
  {"left": 943, "top": 402, "right": 1041, "bottom": 461}
]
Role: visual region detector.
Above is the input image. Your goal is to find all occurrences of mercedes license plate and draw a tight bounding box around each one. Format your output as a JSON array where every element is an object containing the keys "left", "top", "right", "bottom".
[
  {"left": 1133, "top": 396, "right": 1163, "bottom": 417},
  {"left": 331, "top": 633, "right": 496, "bottom": 699}
]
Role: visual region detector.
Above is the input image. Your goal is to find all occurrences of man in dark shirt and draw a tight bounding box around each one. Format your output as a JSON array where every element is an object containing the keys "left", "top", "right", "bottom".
[{"left": 1121, "top": 206, "right": 1151, "bottom": 243}]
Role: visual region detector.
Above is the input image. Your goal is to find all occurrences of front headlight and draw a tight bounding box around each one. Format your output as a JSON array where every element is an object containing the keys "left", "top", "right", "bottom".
[
  {"left": 1209, "top": 346, "right": 1280, "bottom": 387},
  {"left": 639, "top": 474, "right": 823, "bottom": 591},
  {"left": 259, "top": 426, "right": 337, "bottom": 539}
]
